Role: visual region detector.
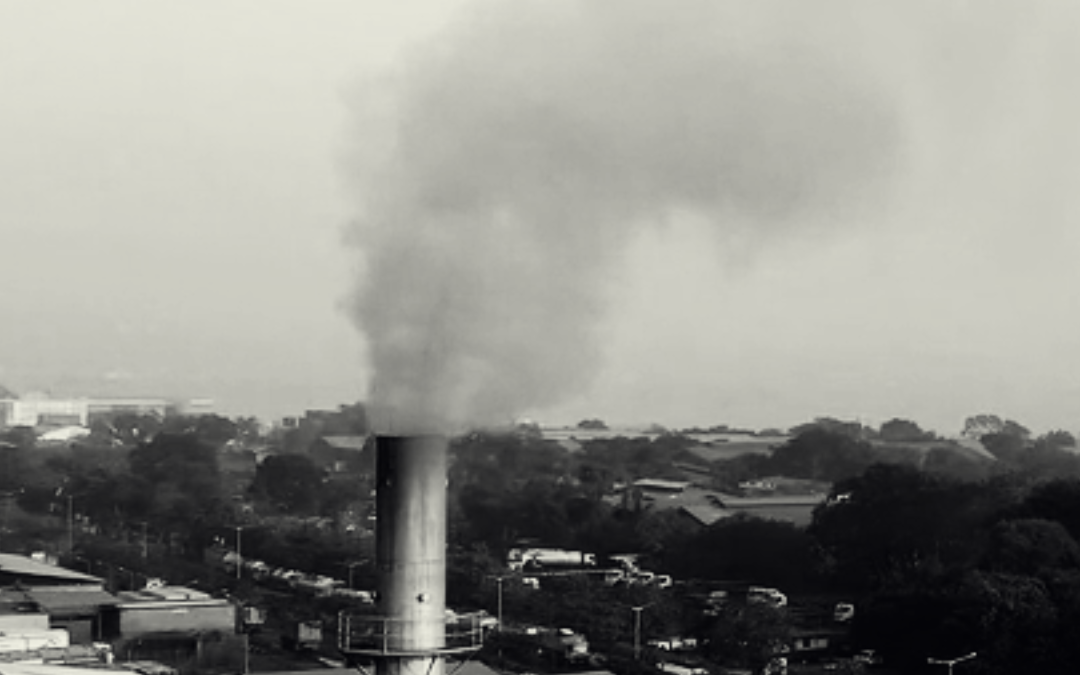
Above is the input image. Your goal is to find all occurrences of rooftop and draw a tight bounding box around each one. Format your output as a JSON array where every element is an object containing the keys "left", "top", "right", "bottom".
[
  {"left": 0, "top": 587, "right": 119, "bottom": 615},
  {"left": 320, "top": 435, "right": 370, "bottom": 451},
  {"left": 612, "top": 484, "right": 827, "bottom": 528},
  {"left": 0, "top": 555, "right": 102, "bottom": 586}
]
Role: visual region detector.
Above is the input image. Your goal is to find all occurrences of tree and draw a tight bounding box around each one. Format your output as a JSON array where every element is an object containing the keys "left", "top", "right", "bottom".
[
  {"left": 1019, "top": 480, "right": 1080, "bottom": 542},
  {"left": 980, "top": 432, "right": 1027, "bottom": 463},
  {"left": 856, "top": 570, "right": 1060, "bottom": 673},
  {"left": 250, "top": 454, "right": 325, "bottom": 514},
  {"left": 128, "top": 432, "right": 227, "bottom": 554},
  {"left": 878, "top": 418, "right": 934, "bottom": 443},
  {"left": 701, "top": 603, "right": 791, "bottom": 672},
  {"left": 962, "top": 414, "right": 1005, "bottom": 439},
  {"left": 233, "top": 416, "right": 263, "bottom": 445},
  {"left": 1038, "top": 430, "right": 1078, "bottom": 450},
  {"left": 982, "top": 519, "right": 1080, "bottom": 577},
  {"left": 0, "top": 430, "right": 32, "bottom": 491},
  {"left": 193, "top": 414, "right": 239, "bottom": 445},
  {"left": 810, "top": 464, "right": 999, "bottom": 591},
  {"left": 962, "top": 414, "right": 1030, "bottom": 442},
  {"left": 664, "top": 515, "right": 816, "bottom": 592},
  {"left": 129, "top": 433, "right": 221, "bottom": 493},
  {"left": 788, "top": 417, "right": 870, "bottom": 440},
  {"left": 577, "top": 419, "right": 609, "bottom": 431},
  {"left": 768, "top": 427, "right": 873, "bottom": 482},
  {"left": 922, "top": 445, "right": 993, "bottom": 482},
  {"left": 950, "top": 571, "right": 1061, "bottom": 674}
]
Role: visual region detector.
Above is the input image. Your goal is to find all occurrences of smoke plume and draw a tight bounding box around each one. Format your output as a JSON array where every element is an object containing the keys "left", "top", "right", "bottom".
[{"left": 344, "top": 0, "right": 908, "bottom": 431}]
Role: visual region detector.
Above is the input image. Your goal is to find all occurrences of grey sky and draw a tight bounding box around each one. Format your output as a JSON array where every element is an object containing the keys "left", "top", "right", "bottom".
[{"left": 2, "top": 1, "right": 1079, "bottom": 436}]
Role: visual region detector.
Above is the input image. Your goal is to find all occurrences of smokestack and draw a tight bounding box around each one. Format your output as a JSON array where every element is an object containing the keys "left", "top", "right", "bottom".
[{"left": 374, "top": 434, "right": 448, "bottom": 675}]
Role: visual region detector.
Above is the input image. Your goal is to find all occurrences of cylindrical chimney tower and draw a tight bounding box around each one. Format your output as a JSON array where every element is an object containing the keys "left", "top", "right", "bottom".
[{"left": 375, "top": 435, "right": 448, "bottom": 675}]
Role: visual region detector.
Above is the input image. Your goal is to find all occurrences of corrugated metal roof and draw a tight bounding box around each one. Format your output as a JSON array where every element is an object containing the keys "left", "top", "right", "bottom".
[
  {"left": 255, "top": 670, "right": 355, "bottom": 675},
  {"left": 679, "top": 505, "right": 734, "bottom": 527},
  {"left": 633, "top": 478, "right": 690, "bottom": 491},
  {"left": 23, "top": 588, "right": 118, "bottom": 613},
  {"left": 0, "top": 555, "right": 102, "bottom": 584},
  {"left": 0, "top": 664, "right": 127, "bottom": 675},
  {"left": 447, "top": 662, "right": 504, "bottom": 675}
]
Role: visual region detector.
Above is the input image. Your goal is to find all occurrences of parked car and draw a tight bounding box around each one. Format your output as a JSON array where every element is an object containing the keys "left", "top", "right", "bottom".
[
  {"left": 648, "top": 636, "right": 698, "bottom": 651},
  {"left": 656, "top": 663, "right": 708, "bottom": 675},
  {"left": 853, "top": 649, "right": 883, "bottom": 666},
  {"left": 833, "top": 602, "right": 855, "bottom": 623},
  {"left": 333, "top": 588, "right": 375, "bottom": 603},
  {"left": 748, "top": 586, "right": 787, "bottom": 608}
]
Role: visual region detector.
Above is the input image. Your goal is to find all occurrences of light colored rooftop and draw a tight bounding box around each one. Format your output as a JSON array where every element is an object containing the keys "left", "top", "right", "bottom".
[{"left": 0, "top": 555, "right": 102, "bottom": 585}]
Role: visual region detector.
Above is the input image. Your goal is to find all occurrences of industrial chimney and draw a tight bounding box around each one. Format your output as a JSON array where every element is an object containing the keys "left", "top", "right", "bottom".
[
  {"left": 375, "top": 435, "right": 448, "bottom": 675},
  {"left": 338, "top": 435, "right": 482, "bottom": 675}
]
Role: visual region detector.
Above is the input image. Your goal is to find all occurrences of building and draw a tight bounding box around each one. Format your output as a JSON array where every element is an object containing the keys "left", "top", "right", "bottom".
[
  {"left": 0, "top": 554, "right": 113, "bottom": 646},
  {"left": 100, "top": 586, "right": 242, "bottom": 673},
  {"left": 309, "top": 435, "right": 373, "bottom": 474},
  {"left": 676, "top": 492, "right": 827, "bottom": 528},
  {"left": 607, "top": 480, "right": 826, "bottom": 528},
  {"left": 0, "top": 554, "right": 104, "bottom": 589},
  {"left": 0, "top": 394, "right": 88, "bottom": 429},
  {"left": 0, "top": 387, "right": 213, "bottom": 431},
  {"left": 0, "top": 556, "right": 240, "bottom": 673}
]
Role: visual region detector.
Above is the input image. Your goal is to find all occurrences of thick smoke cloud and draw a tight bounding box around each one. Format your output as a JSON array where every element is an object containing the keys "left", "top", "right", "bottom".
[{"left": 344, "top": 0, "right": 913, "bottom": 432}]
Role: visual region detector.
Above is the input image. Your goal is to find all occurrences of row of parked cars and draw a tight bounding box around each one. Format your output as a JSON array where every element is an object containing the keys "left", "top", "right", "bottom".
[{"left": 221, "top": 552, "right": 374, "bottom": 602}]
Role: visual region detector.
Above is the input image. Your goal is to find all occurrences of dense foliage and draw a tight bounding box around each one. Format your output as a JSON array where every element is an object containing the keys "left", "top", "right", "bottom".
[{"left": 7, "top": 409, "right": 1080, "bottom": 673}]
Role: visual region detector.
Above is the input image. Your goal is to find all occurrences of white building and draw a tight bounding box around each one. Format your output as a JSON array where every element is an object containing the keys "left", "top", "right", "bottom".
[{"left": 0, "top": 387, "right": 214, "bottom": 430}]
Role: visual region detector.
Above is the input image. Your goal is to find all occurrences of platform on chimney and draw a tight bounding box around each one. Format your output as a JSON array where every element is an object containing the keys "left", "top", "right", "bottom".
[{"left": 337, "top": 611, "right": 487, "bottom": 658}]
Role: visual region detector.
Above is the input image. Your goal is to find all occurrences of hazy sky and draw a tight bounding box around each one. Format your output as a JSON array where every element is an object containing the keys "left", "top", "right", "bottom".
[{"left": 3, "top": 1, "right": 1079, "bottom": 436}]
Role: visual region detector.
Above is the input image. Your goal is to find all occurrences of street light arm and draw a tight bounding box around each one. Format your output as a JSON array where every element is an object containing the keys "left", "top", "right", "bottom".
[{"left": 928, "top": 652, "right": 977, "bottom": 671}]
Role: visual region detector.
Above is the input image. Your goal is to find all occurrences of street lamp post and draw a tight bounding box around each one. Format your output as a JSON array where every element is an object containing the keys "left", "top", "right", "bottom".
[
  {"left": 234, "top": 526, "right": 243, "bottom": 580},
  {"left": 496, "top": 576, "right": 505, "bottom": 632},
  {"left": 631, "top": 605, "right": 651, "bottom": 660},
  {"left": 483, "top": 574, "right": 508, "bottom": 634},
  {"left": 928, "top": 652, "right": 977, "bottom": 675},
  {"left": 0, "top": 489, "right": 22, "bottom": 552},
  {"left": 116, "top": 565, "right": 137, "bottom": 590},
  {"left": 140, "top": 522, "right": 148, "bottom": 561},
  {"left": 345, "top": 561, "right": 366, "bottom": 590},
  {"left": 67, "top": 494, "right": 75, "bottom": 555}
]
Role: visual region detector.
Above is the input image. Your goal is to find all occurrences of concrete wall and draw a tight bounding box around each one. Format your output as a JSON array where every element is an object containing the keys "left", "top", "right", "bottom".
[
  {"left": 0, "top": 628, "right": 70, "bottom": 653},
  {"left": 117, "top": 602, "right": 236, "bottom": 637},
  {"left": 0, "top": 613, "right": 49, "bottom": 633}
]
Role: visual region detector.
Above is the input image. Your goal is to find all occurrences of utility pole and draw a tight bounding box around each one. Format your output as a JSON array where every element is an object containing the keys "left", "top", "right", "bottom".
[
  {"left": 67, "top": 494, "right": 74, "bottom": 555},
  {"left": 234, "top": 526, "right": 243, "bottom": 580},
  {"left": 140, "top": 522, "right": 148, "bottom": 561},
  {"left": 928, "top": 652, "right": 977, "bottom": 675},
  {"left": 496, "top": 576, "right": 504, "bottom": 632},
  {"left": 346, "top": 561, "right": 365, "bottom": 590},
  {"left": 631, "top": 605, "right": 650, "bottom": 660},
  {"left": 0, "top": 489, "right": 23, "bottom": 552}
]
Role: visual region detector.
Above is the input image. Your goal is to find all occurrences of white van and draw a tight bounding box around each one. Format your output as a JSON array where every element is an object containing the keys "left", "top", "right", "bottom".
[{"left": 748, "top": 586, "right": 787, "bottom": 608}]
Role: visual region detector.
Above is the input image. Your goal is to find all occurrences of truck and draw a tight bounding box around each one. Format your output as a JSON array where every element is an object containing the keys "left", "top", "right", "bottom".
[
  {"left": 507, "top": 548, "right": 597, "bottom": 571},
  {"left": 526, "top": 627, "right": 590, "bottom": 663},
  {"left": 281, "top": 620, "right": 323, "bottom": 651},
  {"left": 491, "top": 626, "right": 591, "bottom": 667}
]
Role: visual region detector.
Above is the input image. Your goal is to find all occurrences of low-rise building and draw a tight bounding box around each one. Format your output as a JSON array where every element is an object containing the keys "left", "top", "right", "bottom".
[
  {"left": 0, "top": 554, "right": 114, "bottom": 653},
  {"left": 101, "top": 586, "right": 242, "bottom": 673},
  {"left": 0, "top": 388, "right": 214, "bottom": 431}
]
